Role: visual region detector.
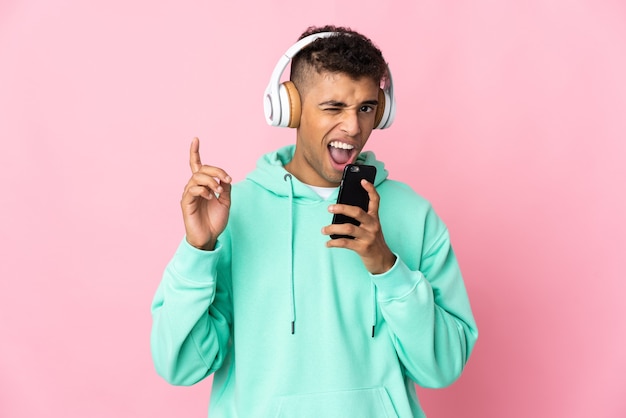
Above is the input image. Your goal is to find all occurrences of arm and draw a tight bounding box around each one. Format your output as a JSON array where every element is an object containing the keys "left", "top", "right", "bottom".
[
  {"left": 371, "top": 224, "right": 478, "bottom": 388},
  {"left": 151, "top": 137, "right": 234, "bottom": 385},
  {"left": 151, "top": 238, "right": 233, "bottom": 385},
  {"left": 323, "top": 181, "right": 478, "bottom": 387}
]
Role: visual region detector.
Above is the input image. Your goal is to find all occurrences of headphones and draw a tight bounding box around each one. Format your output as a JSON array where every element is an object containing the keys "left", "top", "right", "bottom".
[{"left": 263, "top": 32, "right": 396, "bottom": 129}]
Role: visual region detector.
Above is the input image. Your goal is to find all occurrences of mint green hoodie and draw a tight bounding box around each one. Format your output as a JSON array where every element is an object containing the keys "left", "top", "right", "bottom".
[{"left": 151, "top": 145, "right": 478, "bottom": 417}]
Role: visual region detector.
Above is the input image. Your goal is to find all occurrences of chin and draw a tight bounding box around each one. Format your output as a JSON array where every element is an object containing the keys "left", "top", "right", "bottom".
[{"left": 324, "top": 171, "right": 343, "bottom": 186}]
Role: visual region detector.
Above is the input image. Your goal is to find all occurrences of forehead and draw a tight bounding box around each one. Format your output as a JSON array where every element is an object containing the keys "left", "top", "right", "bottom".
[{"left": 301, "top": 71, "right": 379, "bottom": 102}]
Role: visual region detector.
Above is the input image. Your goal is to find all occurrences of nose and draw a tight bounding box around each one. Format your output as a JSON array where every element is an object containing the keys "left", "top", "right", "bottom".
[{"left": 340, "top": 110, "right": 361, "bottom": 137}]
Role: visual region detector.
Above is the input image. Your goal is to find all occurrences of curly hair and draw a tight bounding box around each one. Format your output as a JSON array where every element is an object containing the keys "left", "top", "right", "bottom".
[{"left": 290, "top": 25, "right": 388, "bottom": 90}]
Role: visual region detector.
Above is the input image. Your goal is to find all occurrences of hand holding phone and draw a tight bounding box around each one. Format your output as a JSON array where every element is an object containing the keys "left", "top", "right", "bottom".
[{"left": 331, "top": 164, "right": 377, "bottom": 239}]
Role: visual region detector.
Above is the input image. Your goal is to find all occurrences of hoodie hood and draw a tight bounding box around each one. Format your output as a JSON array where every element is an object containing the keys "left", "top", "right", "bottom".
[{"left": 246, "top": 144, "right": 389, "bottom": 201}]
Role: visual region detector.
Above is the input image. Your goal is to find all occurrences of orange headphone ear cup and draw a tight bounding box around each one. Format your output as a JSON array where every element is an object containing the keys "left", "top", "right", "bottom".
[
  {"left": 283, "top": 81, "right": 302, "bottom": 128},
  {"left": 374, "top": 88, "right": 386, "bottom": 128}
]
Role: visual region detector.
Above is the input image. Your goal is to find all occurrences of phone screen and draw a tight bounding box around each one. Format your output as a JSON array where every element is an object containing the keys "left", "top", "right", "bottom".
[{"left": 331, "top": 164, "right": 377, "bottom": 239}]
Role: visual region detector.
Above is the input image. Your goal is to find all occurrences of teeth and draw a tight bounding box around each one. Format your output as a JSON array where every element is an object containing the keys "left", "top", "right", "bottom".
[{"left": 329, "top": 141, "right": 354, "bottom": 150}]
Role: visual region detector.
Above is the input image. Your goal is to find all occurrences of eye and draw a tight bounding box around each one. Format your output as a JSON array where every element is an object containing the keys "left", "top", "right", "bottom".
[{"left": 359, "top": 105, "right": 375, "bottom": 113}]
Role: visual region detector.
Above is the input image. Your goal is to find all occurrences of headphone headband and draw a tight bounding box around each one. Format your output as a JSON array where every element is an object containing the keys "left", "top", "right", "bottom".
[{"left": 263, "top": 32, "right": 396, "bottom": 129}]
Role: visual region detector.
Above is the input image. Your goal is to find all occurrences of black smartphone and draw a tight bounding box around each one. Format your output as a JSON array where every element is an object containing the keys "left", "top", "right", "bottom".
[{"left": 331, "top": 164, "right": 377, "bottom": 239}]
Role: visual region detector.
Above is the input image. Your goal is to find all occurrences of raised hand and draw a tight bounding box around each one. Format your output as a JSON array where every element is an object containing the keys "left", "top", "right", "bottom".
[
  {"left": 181, "top": 137, "right": 232, "bottom": 250},
  {"left": 322, "top": 179, "right": 396, "bottom": 274}
]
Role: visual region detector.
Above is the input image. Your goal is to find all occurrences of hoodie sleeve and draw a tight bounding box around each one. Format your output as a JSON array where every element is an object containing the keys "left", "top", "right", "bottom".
[
  {"left": 150, "top": 237, "right": 233, "bottom": 386},
  {"left": 371, "top": 210, "right": 478, "bottom": 389}
]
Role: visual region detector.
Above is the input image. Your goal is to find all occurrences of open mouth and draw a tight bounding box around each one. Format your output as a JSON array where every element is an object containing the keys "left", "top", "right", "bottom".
[{"left": 328, "top": 141, "right": 357, "bottom": 169}]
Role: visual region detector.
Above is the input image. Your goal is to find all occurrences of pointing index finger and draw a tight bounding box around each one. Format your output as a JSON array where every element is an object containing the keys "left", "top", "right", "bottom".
[{"left": 189, "top": 137, "right": 202, "bottom": 173}]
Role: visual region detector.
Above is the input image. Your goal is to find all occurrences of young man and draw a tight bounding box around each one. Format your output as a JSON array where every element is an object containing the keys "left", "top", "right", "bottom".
[{"left": 151, "top": 25, "right": 478, "bottom": 417}]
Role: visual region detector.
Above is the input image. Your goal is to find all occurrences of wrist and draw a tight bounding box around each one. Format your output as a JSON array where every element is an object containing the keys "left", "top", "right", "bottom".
[
  {"left": 186, "top": 236, "right": 216, "bottom": 251},
  {"left": 201, "top": 239, "right": 217, "bottom": 251},
  {"left": 369, "top": 253, "right": 397, "bottom": 275}
]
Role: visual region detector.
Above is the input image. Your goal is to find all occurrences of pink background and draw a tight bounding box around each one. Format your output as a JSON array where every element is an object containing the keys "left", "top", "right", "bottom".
[{"left": 1, "top": 0, "right": 625, "bottom": 417}]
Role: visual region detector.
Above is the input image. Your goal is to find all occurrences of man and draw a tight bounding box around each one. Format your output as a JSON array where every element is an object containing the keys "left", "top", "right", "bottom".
[{"left": 151, "top": 25, "right": 478, "bottom": 417}]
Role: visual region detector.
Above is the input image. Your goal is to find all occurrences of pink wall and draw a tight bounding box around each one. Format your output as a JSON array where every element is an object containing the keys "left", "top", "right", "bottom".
[{"left": 1, "top": 1, "right": 625, "bottom": 417}]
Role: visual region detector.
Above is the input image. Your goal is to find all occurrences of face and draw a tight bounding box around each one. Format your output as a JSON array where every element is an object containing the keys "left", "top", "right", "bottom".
[{"left": 285, "top": 71, "right": 380, "bottom": 187}]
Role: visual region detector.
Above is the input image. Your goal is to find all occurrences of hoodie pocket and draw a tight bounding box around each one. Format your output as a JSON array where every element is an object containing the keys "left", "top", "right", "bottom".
[{"left": 273, "top": 387, "right": 398, "bottom": 418}]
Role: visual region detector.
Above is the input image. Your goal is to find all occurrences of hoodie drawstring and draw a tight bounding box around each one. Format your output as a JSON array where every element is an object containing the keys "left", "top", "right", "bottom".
[
  {"left": 283, "top": 172, "right": 377, "bottom": 338},
  {"left": 283, "top": 173, "right": 296, "bottom": 335},
  {"left": 371, "top": 282, "right": 377, "bottom": 338}
]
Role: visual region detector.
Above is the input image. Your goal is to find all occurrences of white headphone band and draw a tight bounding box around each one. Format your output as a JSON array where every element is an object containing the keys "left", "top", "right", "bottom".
[{"left": 263, "top": 32, "right": 396, "bottom": 129}]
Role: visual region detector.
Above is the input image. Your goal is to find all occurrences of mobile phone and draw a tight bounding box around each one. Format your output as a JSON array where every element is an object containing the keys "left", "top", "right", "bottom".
[{"left": 331, "top": 164, "right": 377, "bottom": 239}]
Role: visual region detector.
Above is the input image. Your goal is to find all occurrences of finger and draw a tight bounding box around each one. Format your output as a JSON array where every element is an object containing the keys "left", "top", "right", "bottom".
[
  {"left": 184, "top": 184, "right": 214, "bottom": 201},
  {"left": 196, "top": 165, "right": 232, "bottom": 185},
  {"left": 361, "top": 179, "right": 380, "bottom": 215},
  {"left": 216, "top": 179, "right": 232, "bottom": 203},
  {"left": 326, "top": 235, "right": 359, "bottom": 249},
  {"left": 322, "top": 223, "right": 361, "bottom": 240},
  {"left": 189, "top": 137, "right": 202, "bottom": 173},
  {"left": 190, "top": 172, "right": 227, "bottom": 195},
  {"left": 328, "top": 203, "right": 364, "bottom": 220}
]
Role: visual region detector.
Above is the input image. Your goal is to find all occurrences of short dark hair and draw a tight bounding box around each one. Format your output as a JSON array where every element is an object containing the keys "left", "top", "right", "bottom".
[{"left": 290, "top": 25, "right": 388, "bottom": 90}]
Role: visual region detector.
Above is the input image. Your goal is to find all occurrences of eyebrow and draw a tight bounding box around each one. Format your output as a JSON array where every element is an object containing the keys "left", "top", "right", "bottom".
[{"left": 319, "top": 99, "right": 379, "bottom": 107}]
